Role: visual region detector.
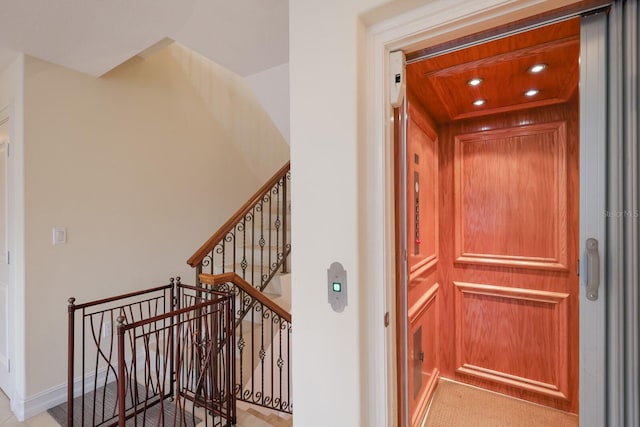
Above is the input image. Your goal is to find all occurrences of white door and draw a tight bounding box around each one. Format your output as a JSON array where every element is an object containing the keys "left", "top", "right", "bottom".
[{"left": 0, "top": 118, "right": 10, "bottom": 395}]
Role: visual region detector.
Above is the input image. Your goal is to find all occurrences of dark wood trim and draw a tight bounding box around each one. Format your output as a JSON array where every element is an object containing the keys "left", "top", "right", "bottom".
[
  {"left": 187, "top": 161, "right": 290, "bottom": 267},
  {"left": 199, "top": 272, "right": 292, "bottom": 323}
]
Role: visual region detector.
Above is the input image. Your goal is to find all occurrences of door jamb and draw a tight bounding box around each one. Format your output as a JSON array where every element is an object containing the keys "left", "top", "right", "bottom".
[
  {"left": 363, "top": 1, "right": 605, "bottom": 425},
  {"left": 0, "top": 107, "right": 12, "bottom": 402}
]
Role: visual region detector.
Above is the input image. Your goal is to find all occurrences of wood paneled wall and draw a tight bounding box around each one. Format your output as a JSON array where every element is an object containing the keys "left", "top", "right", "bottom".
[
  {"left": 404, "top": 99, "right": 440, "bottom": 426},
  {"left": 438, "top": 100, "right": 579, "bottom": 413}
]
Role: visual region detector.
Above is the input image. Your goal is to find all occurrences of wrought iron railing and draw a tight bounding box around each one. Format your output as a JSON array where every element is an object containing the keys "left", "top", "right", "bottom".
[
  {"left": 187, "top": 162, "right": 291, "bottom": 293},
  {"left": 67, "top": 278, "right": 235, "bottom": 427},
  {"left": 200, "top": 273, "right": 292, "bottom": 414}
]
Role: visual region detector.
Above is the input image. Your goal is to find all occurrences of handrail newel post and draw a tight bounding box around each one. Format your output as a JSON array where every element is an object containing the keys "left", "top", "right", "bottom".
[
  {"left": 116, "top": 316, "right": 126, "bottom": 427},
  {"left": 175, "top": 284, "right": 182, "bottom": 406},
  {"left": 229, "top": 290, "right": 237, "bottom": 424},
  {"left": 195, "top": 265, "right": 202, "bottom": 288},
  {"left": 169, "top": 281, "right": 175, "bottom": 399},
  {"left": 67, "top": 297, "right": 76, "bottom": 427}
]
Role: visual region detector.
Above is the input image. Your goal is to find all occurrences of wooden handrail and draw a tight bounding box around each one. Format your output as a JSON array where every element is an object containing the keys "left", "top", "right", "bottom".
[
  {"left": 199, "top": 273, "right": 292, "bottom": 323},
  {"left": 187, "top": 161, "right": 290, "bottom": 268}
]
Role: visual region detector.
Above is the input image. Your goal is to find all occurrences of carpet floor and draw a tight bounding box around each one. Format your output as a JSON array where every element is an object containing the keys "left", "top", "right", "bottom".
[
  {"left": 47, "top": 382, "right": 202, "bottom": 427},
  {"left": 423, "top": 380, "right": 578, "bottom": 427}
]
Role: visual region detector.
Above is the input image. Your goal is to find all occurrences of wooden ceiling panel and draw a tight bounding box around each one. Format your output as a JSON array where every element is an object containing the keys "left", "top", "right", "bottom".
[{"left": 407, "top": 18, "right": 580, "bottom": 124}]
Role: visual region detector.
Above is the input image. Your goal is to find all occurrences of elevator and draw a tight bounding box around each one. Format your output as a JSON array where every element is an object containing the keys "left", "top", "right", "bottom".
[{"left": 396, "top": 17, "right": 582, "bottom": 425}]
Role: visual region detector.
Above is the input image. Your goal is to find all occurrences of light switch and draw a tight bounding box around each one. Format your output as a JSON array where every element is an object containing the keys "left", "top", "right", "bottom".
[{"left": 53, "top": 227, "right": 66, "bottom": 245}]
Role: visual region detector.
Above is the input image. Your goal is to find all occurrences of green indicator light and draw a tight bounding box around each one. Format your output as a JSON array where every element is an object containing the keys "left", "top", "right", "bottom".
[{"left": 332, "top": 282, "right": 342, "bottom": 292}]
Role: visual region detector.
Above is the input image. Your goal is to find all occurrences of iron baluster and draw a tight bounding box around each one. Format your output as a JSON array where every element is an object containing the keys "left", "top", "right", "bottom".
[
  {"left": 81, "top": 308, "right": 86, "bottom": 426},
  {"left": 269, "top": 191, "right": 273, "bottom": 283},
  {"left": 67, "top": 298, "right": 75, "bottom": 427},
  {"left": 282, "top": 176, "right": 288, "bottom": 273},
  {"left": 250, "top": 206, "right": 255, "bottom": 288},
  {"left": 277, "top": 315, "right": 282, "bottom": 410},
  {"left": 116, "top": 316, "right": 126, "bottom": 427},
  {"left": 169, "top": 285, "right": 175, "bottom": 399},
  {"left": 275, "top": 182, "right": 281, "bottom": 280}
]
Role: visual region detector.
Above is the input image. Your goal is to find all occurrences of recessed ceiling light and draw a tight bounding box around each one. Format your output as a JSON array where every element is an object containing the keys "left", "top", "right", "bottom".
[
  {"left": 473, "top": 99, "right": 486, "bottom": 106},
  {"left": 468, "top": 77, "right": 483, "bottom": 86},
  {"left": 525, "top": 89, "right": 539, "bottom": 97},
  {"left": 529, "top": 64, "right": 546, "bottom": 73}
]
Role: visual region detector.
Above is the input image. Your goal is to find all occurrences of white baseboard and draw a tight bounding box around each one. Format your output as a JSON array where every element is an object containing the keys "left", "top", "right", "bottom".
[
  {"left": 15, "top": 353, "right": 148, "bottom": 421},
  {"left": 16, "top": 382, "right": 66, "bottom": 421}
]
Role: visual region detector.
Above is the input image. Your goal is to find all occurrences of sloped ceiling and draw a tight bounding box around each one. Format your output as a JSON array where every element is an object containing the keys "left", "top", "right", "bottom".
[{"left": 0, "top": 0, "right": 288, "bottom": 77}]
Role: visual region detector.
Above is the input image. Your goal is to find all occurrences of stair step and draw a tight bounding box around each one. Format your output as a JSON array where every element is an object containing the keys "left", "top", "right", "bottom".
[
  {"left": 208, "top": 261, "right": 289, "bottom": 285},
  {"left": 207, "top": 248, "right": 287, "bottom": 265},
  {"left": 235, "top": 401, "right": 292, "bottom": 427},
  {"left": 245, "top": 407, "right": 292, "bottom": 427}
]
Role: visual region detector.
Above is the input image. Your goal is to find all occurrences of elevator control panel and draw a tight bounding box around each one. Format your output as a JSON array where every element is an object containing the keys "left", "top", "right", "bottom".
[{"left": 327, "top": 262, "right": 347, "bottom": 312}]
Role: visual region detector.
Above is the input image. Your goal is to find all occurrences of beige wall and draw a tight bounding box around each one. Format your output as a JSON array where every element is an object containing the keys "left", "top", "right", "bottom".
[
  {"left": 23, "top": 43, "right": 288, "bottom": 395},
  {"left": 167, "top": 44, "right": 290, "bottom": 181}
]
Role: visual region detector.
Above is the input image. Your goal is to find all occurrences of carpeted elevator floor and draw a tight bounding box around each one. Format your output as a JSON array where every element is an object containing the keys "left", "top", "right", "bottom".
[{"left": 423, "top": 380, "right": 578, "bottom": 427}]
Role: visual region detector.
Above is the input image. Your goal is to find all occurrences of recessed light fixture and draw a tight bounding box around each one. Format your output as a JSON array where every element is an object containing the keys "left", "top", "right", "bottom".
[
  {"left": 525, "top": 89, "right": 539, "bottom": 97},
  {"left": 468, "top": 77, "right": 483, "bottom": 86},
  {"left": 529, "top": 64, "right": 546, "bottom": 73},
  {"left": 473, "top": 99, "right": 486, "bottom": 106}
]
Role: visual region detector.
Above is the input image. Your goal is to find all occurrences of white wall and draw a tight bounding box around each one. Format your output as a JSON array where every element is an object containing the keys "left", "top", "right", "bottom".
[
  {"left": 172, "top": 0, "right": 289, "bottom": 77},
  {"left": 246, "top": 63, "right": 290, "bottom": 144},
  {"left": 0, "top": 54, "right": 26, "bottom": 415},
  {"left": 21, "top": 42, "right": 288, "bottom": 407},
  {"left": 289, "top": 1, "right": 392, "bottom": 426}
]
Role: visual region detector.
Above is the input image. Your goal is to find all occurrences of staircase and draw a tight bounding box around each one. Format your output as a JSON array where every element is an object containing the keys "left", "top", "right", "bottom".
[{"left": 187, "top": 162, "right": 292, "bottom": 418}]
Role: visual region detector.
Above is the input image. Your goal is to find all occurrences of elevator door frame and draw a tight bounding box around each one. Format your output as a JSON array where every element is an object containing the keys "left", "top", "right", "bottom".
[{"left": 363, "top": 2, "right": 609, "bottom": 426}]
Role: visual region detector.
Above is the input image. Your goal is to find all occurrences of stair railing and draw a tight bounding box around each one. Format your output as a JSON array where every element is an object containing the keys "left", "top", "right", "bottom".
[
  {"left": 67, "top": 278, "right": 236, "bottom": 427},
  {"left": 187, "top": 162, "right": 290, "bottom": 292},
  {"left": 200, "top": 273, "right": 292, "bottom": 414}
]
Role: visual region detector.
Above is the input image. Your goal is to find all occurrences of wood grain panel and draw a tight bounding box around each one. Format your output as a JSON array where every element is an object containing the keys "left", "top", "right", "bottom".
[
  {"left": 406, "top": 18, "right": 580, "bottom": 124},
  {"left": 408, "top": 284, "right": 439, "bottom": 427},
  {"left": 402, "top": 101, "right": 442, "bottom": 426},
  {"left": 396, "top": 103, "right": 442, "bottom": 427},
  {"left": 454, "top": 121, "right": 568, "bottom": 271},
  {"left": 425, "top": 37, "right": 579, "bottom": 121},
  {"left": 407, "top": 103, "right": 439, "bottom": 285},
  {"left": 437, "top": 101, "right": 579, "bottom": 413},
  {"left": 454, "top": 282, "right": 570, "bottom": 399}
]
